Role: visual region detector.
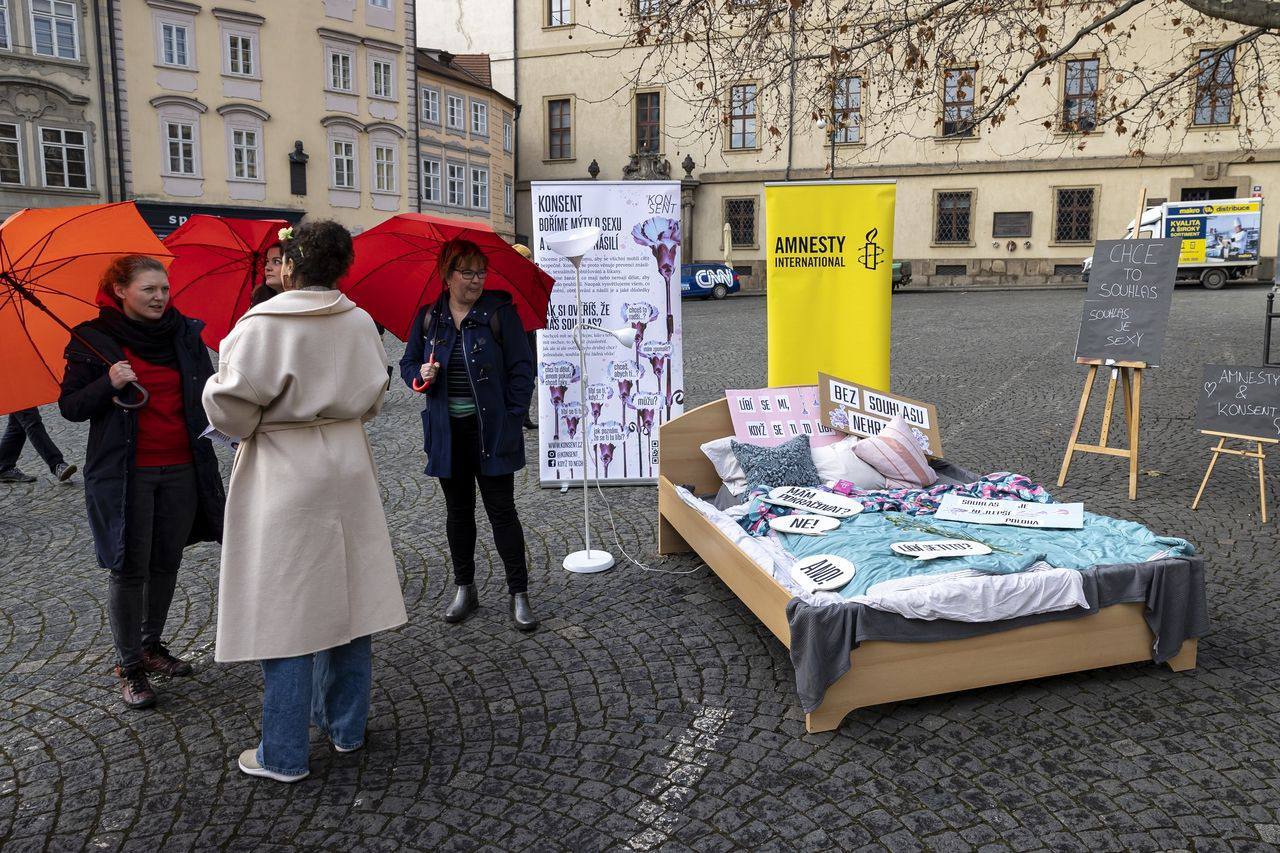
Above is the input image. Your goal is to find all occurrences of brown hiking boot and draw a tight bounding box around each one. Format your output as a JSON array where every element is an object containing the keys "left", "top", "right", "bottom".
[
  {"left": 141, "top": 643, "right": 194, "bottom": 677},
  {"left": 116, "top": 665, "right": 157, "bottom": 710}
]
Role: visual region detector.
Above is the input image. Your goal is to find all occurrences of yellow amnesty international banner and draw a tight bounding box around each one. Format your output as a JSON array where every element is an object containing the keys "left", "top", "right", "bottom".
[{"left": 766, "top": 181, "right": 896, "bottom": 390}]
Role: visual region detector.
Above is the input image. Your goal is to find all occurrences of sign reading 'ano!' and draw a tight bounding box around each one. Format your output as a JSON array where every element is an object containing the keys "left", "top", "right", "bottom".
[{"left": 817, "top": 372, "right": 943, "bottom": 458}]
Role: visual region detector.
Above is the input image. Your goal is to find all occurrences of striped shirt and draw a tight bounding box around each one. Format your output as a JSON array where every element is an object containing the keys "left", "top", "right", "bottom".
[{"left": 446, "top": 333, "right": 476, "bottom": 417}]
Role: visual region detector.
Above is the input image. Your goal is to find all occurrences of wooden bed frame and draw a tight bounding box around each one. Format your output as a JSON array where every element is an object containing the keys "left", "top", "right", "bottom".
[{"left": 657, "top": 398, "right": 1198, "bottom": 734}]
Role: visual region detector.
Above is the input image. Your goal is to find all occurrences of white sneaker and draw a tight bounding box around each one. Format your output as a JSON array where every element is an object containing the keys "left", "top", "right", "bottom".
[{"left": 237, "top": 748, "right": 308, "bottom": 783}]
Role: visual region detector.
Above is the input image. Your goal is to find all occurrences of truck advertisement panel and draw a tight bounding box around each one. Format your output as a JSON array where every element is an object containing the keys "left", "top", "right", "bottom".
[{"left": 1163, "top": 200, "right": 1262, "bottom": 264}]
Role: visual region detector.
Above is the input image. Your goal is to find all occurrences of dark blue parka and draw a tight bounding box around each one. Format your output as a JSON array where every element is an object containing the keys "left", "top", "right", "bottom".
[
  {"left": 399, "top": 291, "right": 534, "bottom": 478},
  {"left": 57, "top": 315, "right": 225, "bottom": 571}
]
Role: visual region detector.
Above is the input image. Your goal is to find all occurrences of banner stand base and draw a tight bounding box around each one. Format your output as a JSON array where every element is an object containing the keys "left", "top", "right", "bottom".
[{"left": 563, "top": 550, "right": 615, "bottom": 574}]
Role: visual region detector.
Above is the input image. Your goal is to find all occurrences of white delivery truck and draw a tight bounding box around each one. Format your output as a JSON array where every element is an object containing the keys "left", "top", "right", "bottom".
[{"left": 1082, "top": 197, "right": 1263, "bottom": 289}]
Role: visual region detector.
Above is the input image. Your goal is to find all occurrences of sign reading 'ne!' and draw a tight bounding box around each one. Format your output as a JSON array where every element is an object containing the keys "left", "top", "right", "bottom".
[{"left": 817, "top": 372, "right": 944, "bottom": 458}]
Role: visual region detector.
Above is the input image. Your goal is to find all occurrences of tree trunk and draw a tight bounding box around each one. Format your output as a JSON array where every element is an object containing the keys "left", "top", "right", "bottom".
[{"left": 1179, "top": 0, "right": 1280, "bottom": 28}]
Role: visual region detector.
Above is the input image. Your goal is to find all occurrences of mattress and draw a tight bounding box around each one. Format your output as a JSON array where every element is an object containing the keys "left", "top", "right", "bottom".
[{"left": 674, "top": 485, "right": 1091, "bottom": 623}]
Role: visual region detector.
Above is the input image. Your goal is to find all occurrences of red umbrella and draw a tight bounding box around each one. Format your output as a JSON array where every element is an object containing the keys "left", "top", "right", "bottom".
[
  {"left": 165, "top": 215, "right": 288, "bottom": 349},
  {"left": 0, "top": 201, "right": 171, "bottom": 415},
  {"left": 340, "top": 213, "right": 555, "bottom": 342}
]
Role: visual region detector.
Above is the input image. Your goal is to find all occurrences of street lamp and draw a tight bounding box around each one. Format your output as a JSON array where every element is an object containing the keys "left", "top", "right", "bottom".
[{"left": 545, "top": 226, "right": 639, "bottom": 574}]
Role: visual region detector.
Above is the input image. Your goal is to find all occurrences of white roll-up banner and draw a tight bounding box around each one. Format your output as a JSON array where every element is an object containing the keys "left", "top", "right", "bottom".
[{"left": 532, "top": 180, "right": 684, "bottom": 486}]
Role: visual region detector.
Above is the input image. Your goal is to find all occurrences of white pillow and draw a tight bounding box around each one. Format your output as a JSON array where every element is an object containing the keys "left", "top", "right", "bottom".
[
  {"left": 700, "top": 436, "right": 749, "bottom": 495},
  {"left": 702, "top": 434, "right": 886, "bottom": 495},
  {"left": 811, "top": 435, "right": 888, "bottom": 490}
]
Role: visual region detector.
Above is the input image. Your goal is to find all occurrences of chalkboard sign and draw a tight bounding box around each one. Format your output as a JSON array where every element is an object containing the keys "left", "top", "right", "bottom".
[
  {"left": 1075, "top": 238, "right": 1179, "bottom": 366},
  {"left": 1196, "top": 364, "right": 1280, "bottom": 441}
]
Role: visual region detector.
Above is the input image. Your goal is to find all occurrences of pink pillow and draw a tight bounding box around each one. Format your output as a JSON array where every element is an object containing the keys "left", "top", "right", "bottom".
[{"left": 853, "top": 416, "right": 938, "bottom": 488}]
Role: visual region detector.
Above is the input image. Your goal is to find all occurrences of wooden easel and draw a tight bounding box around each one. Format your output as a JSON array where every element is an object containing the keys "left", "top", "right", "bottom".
[
  {"left": 1058, "top": 190, "right": 1150, "bottom": 500},
  {"left": 1058, "top": 358, "right": 1146, "bottom": 500},
  {"left": 1191, "top": 431, "right": 1274, "bottom": 522}
]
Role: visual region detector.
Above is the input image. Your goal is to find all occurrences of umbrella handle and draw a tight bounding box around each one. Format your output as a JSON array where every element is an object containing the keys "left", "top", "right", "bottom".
[
  {"left": 412, "top": 355, "right": 436, "bottom": 393},
  {"left": 113, "top": 381, "right": 149, "bottom": 410}
]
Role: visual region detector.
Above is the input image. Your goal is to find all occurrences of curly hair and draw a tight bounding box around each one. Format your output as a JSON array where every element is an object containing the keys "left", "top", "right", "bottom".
[
  {"left": 436, "top": 238, "right": 487, "bottom": 284},
  {"left": 280, "top": 220, "right": 354, "bottom": 289},
  {"left": 97, "top": 255, "right": 166, "bottom": 306}
]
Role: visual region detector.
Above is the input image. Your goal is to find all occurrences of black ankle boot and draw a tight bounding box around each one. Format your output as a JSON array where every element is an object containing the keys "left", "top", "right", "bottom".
[
  {"left": 510, "top": 593, "right": 539, "bottom": 632},
  {"left": 444, "top": 584, "right": 478, "bottom": 623}
]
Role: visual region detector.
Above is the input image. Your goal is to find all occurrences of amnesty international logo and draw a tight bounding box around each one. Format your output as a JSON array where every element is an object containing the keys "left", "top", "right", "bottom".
[{"left": 858, "top": 228, "right": 883, "bottom": 271}]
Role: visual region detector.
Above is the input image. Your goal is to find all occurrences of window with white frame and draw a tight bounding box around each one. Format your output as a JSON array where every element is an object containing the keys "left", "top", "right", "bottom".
[
  {"left": 832, "top": 77, "right": 862, "bottom": 144},
  {"left": 373, "top": 143, "right": 397, "bottom": 192},
  {"left": 548, "top": 0, "right": 571, "bottom": 26},
  {"left": 371, "top": 58, "right": 393, "bottom": 98},
  {"left": 446, "top": 162, "right": 464, "bottom": 206},
  {"left": 471, "top": 101, "right": 488, "bottom": 136},
  {"left": 446, "top": 94, "right": 464, "bottom": 130},
  {"left": 728, "top": 83, "right": 757, "bottom": 149},
  {"left": 328, "top": 50, "right": 353, "bottom": 91},
  {"left": 32, "top": 0, "right": 79, "bottom": 60},
  {"left": 504, "top": 177, "right": 513, "bottom": 217},
  {"left": 503, "top": 115, "right": 512, "bottom": 152},
  {"left": 331, "top": 139, "right": 356, "bottom": 188},
  {"left": 164, "top": 121, "right": 197, "bottom": 175},
  {"left": 0, "top": 123, "right": 21, "bottom": 184},
  {"left": 230, "top": 128, "right": 260, "bottom": 180},
  {"left": 226, "top": 32, "right": 255, "bottom": 76},
  {"left": 160, "top": 22, "right": 190, "bottom": 66},
  {"left": 369, "top": 0, "right": 390, "bottom": 6},
  {"left": 422, "top": 88, "right": 439, "bottom": 123},
  {"left": 470, "top": 166, "right": 489, "bottom": 209},
  {"left": 0, "top": 0, "right": 11, "bottom": 51},
  {"left": 40, "top": 127, "right": 87, "bottom": 188},
  {"left": 421, "top": 157, "right": 441, "bottom": 203}
]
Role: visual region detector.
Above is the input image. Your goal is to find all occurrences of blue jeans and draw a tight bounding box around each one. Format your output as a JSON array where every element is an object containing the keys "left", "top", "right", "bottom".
[{"left": 257, "top": 635, "right": 372, "bottom": 776}]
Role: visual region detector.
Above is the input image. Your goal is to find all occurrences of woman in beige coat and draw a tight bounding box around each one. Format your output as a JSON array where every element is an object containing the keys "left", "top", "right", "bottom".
[{"left": 202, "top": 220, "right": 407, "bottom": 784}]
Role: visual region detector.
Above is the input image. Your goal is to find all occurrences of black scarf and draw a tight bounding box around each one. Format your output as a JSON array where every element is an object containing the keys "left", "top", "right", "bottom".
[{"left": 97, "top": 306, "right": 182, "bottom": 368}]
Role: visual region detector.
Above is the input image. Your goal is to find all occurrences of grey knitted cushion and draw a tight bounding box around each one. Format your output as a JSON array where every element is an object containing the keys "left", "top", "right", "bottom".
[{"left": 730, "top": 434, "right": 821, "bottom": 492}]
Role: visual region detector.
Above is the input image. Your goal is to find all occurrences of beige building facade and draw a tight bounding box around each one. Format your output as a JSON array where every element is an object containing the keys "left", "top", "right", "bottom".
[
  {"left": 112, "top": 0, "right": 415, "bottom": 234},
  {"left": 416, "top": 48, "right": 516, "bottom": 241},
  {"left": 0, "top": 0, "right": 115, "bottom": 218},
  {"left": 513, "top": 2, "right": 1279, "bottom": 288}
]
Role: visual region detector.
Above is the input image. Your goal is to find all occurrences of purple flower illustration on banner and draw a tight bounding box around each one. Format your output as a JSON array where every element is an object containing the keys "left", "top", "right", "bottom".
[
  {"left": 639, "top": 340, "right": 674, "bottom": 419},
  {"left": 607, "top": 361, "right": 644, "bottom": 477},
  {"left": 627, "top": 392, "right": 661, "bottom": 477},
  {"left": 592, "top": 420, "right": 624, "bottom": 480},
  {"left": 622, "top": 301, "right": 659, "bottom": 367},
  {"left": 597, "top": 443, "right": 616, "bottom": 478},
  {"left": 540, "top": 360, "right": 580, "bottom": 441},
  {"left": 632, "top": 216, "right": 681, "bottom": 347},
  {"left": 586, "top": 383, "right": 613, "bottom": 424},
  {"left": 562, "top": 402, "right": 583, "bottom": 440}
]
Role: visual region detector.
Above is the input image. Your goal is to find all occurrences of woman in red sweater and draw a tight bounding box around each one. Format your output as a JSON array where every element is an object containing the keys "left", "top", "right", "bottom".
[{"left": 60, "top": 256, "right": 224, "bottom": 710}]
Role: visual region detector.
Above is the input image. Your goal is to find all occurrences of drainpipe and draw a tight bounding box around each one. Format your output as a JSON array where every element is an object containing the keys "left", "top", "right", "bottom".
[
  {"left": 783, "top": 7, "right": 796, "bottom": 182},
  {"left": 91, "top": 0, "right": 115, "bottom": 201},
  {"left": 412, "top": 50, "right": 421, "bottom": 213},
  {"left": 105, "top": 0, "right": 127, "bottom": 201},
  {"left": 511, "top": 0, "right": 519, "bottom": 237}
]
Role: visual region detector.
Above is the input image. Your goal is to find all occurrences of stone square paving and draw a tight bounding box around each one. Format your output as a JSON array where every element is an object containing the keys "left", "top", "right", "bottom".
[{"left": 1, "top": 287, "right": 1278, "bottom": 851}]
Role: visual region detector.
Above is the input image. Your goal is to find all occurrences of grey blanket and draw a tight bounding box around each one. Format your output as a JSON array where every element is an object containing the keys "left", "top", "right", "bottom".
[{"left": 785, "top": 556, "right": 1209, "bottom": 713}]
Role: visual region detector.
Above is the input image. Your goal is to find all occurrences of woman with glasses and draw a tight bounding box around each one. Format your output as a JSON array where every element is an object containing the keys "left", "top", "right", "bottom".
[
  {"left": 250, "top": 243, "right": 285, "bottom": 306},
  {"left": 399, "top": 239, "right": 538, "bottom": 631}
]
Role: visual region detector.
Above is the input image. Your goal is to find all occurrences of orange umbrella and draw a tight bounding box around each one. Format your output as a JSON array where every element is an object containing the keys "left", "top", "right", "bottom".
[{"left": 0, "top": 201, "right": 172, "bottom": 415}]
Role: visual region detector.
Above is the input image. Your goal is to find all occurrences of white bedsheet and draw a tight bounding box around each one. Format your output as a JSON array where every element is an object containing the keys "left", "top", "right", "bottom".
[{"left": 674, "top": 486, "right": 1089, "bottom": 622}]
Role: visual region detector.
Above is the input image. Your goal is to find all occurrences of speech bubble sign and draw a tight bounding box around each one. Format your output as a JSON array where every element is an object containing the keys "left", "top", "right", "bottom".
[
  {"left": 889, "top": 539, "right": 993, "bottom": 561},
  {"left": 790, "top": 554, "right": 857, "bottom": 593},
  {"left": 639, "top": 339, "right": 673, "bottom": 358},
  {"left": 607, "top": 360, "right": 643, "bottom": 381},
  {"left": 769, "top": 514, "right": 840, "bottom": 536},
  {"left": 762, "top": 486, "right": 863, "bottom": 518}
]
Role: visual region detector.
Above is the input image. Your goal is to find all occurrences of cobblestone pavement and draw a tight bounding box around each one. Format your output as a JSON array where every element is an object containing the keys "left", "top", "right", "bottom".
[{"left": 2, "top": 286, "right": 1279, "bottom": 852}]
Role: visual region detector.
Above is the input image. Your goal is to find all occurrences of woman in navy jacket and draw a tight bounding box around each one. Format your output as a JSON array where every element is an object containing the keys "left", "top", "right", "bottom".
[{"left": 400, "top": 239, "right": 537, "bottom": 630}]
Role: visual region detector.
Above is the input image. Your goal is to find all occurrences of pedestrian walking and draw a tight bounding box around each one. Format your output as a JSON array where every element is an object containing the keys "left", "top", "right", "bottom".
[
  {"left": 58, "top": 255, "right": 225, "bottom": 710},
  {"left": 249, "top": 242, "right": 284, "bottom": 306},
  {"left": 0, "top": 407, "right": 77, "bottom": 483},
  {"left": 400, "top": 238, "right": 539, "bottom": 631},
  {"left": 203, "top": 221, "right": 407, "bottom": 784}
]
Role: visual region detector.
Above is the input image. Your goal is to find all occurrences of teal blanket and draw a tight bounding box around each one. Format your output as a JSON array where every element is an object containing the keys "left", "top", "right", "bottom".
[{"left": 779, "top": 511, "right": 1193, "bottom": 598}]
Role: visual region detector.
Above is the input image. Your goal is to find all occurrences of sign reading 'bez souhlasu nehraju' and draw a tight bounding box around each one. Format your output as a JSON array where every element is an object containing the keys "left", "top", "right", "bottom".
[
  {"left": 817, "top": 372, "right": 944, "bottom": 458},
  {"left": 1196, "top": 364, "right": 1280, "bottom": 441},
  {"left": 1075, "top": 238, "right": 1179, "bottom": 366}
]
